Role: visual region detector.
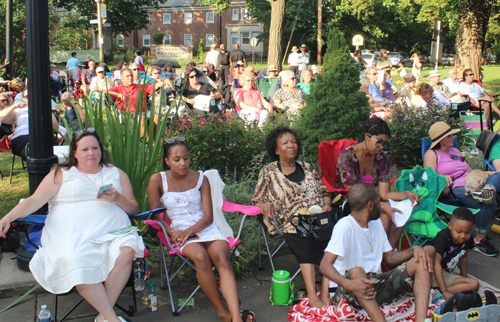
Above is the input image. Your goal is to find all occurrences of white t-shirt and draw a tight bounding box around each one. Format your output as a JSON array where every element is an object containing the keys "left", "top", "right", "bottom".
[
  {"left": 12, "top": 108, "right": 29, "bottom": 139},
  {"left": 288, "top": 52, "right": 300, "bottom": 66},
  {"left": 134, "top": 56, "right": 144, "bottom": 66},
  {"left": 442, "top": 78, "right": 461, "bottom": 93},
  {"left": 325, "top": 216, "right": 392, "bottom": 287},
  {"left": 458, "top": 81, "right": 484, "bottom": 101},
  {"left": 66, "top": 67, "right": 80, "bottom": 81},
  {"left": 416, "top": 91, "right": 450, "bottom": 110},
  {"left": 205, "top": 50, "right": 221, "bottom": 70}
]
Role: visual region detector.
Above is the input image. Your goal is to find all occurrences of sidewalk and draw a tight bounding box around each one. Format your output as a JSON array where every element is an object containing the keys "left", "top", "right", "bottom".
[{"left": 0, "top": 232, "right": 499, "bottom": 322}]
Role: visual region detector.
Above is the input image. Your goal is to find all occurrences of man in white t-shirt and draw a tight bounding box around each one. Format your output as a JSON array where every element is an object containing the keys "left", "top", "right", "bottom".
[
  {"left": 205, "top": 44, "right": 221, "bottom": 78},
  {"left": 442, "top": 68, "right": 461, "bottom": 94},
  {"left": 320, "top": 183, "right": 434, "bottom": 322},
  {"left": 288, "top": 46, "right": 300, "bottom": 76}
]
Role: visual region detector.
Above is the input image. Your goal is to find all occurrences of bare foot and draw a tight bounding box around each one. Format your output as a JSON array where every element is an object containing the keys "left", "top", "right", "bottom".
[
  {"left": 219, "top": 311, "right": 231, "bottom": 322},
  {"left": 308, "top": 296, "right": 327, "bottom": 308},
  {"left": 320, "top": 294, "right": 332, "bottom": 306}
]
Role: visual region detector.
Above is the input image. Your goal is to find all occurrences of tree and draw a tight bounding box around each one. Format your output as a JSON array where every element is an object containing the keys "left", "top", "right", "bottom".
[
  {"left": 198, "top": 33, "right": 205, "bottom": 59},
  {"left": 0, "top": 0, "right": 28, "bottom": 77},
  {"left": 55, "top": 0, "right": 167, "bottom": 36},
  {"left": 50, "top": 12, "right": 93, "bottom": 51},
  {"left": 153, "top": 32, "right": 166, "bottom": 45},
  {"left": 294, "top": 28, "right": 370, "bottom": 160},
  {"left": 267, "top": 0, "right": 287, "bottom": 70}
]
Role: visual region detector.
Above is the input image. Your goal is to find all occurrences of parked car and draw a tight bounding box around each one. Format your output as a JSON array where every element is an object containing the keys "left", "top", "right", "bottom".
[
  {"left": 442, "top": 54, "right": 455, "bottom": 66},
  {"left": 362, "top": 53, "right": 378, "bottom": 67},
  {"left": 387, "top": 52, "right": 408, "bottom": 67}
]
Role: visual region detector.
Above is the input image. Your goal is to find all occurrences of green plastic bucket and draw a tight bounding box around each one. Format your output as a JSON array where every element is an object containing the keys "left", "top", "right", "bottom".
[{"left": 270, "top": 270, "right": 293, "bottom": 305}]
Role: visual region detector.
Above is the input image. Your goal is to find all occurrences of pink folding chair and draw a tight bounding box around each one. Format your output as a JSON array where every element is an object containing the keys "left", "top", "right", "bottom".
[{"left": 144, "top": 170, "right": 261, "bottom": 316}]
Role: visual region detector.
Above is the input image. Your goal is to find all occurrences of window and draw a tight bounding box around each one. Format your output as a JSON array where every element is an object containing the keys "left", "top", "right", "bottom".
[
  {"left": 241, "top": 8, "right": 248, "bottom": 20},
  {"left": 117, "top": 35, "right": 124, "bottom": 47},
  {"left": 184, "top": 34, "right": 192, "bottom": 46},
  {"left": 232, "top": 9, "right": 239, "bottom": 21},
  {"left": 231, "top": 32, "right": 239, "bottom": 46},
  {"left": 163, "top": 34, "right": 171, "bottom": 45},
  {"left": 184, "top": 12, "right": 192, "bottom": 24},
  {"left": 206, "top": 12, "right": 215, "bottom": 23},
  {"left": 143, "top": 34, "right": 151, "bottom": 47},
  {"left": 241, "top": 32, "right": 250, "bottom": 45},
  {"left": 206, "top": 34, "right": 215, "bottom": 46},
  {"left": 163, "top": 13, "right": 171, "bottom": 24}
]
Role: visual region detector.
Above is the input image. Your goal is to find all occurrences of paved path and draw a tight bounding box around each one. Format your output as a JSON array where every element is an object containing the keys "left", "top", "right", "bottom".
[{"left": 1, "top": 225, "right": 500, "bottom": 322}]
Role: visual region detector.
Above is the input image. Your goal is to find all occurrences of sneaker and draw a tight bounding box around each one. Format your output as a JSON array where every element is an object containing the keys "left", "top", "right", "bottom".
[
  {"left": 471, "top": 189, "right": 496, "bottom": 204},
  {"left": 473, "top": 238, "right": 500, "bottom": 257}
]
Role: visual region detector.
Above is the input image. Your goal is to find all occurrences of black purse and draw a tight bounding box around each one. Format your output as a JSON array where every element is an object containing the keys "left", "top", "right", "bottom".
[{"left": 291, "top": 210, "right": 336, "bottom": 242}]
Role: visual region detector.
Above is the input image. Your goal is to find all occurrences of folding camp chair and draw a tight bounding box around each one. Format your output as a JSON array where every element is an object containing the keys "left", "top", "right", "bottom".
[
  {"left": 15, "top": 210, "right": 154, "bottom": 321},
  {"left": 255, "top": 77, "right": 280, "bottom": 101},
  {"left": 317, "top": 139, "right": 358, "bottom": 195},
  {"left": 394, "top": 165, "right": 479, "bottom": 249},
  {"left": 144, "top": 169, "right": 261, "bottom": 316}
]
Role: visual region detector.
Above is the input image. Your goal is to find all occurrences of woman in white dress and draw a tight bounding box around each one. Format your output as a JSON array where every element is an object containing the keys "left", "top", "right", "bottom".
[
  {"left": 147, "top": 138, "right": 254, "bottom": 322},
  {"left": 410, "top": 53, "right": 421, "bottom": 83},
  {"left": 0, "top": 130, "right": 144, "bottom": 322}
]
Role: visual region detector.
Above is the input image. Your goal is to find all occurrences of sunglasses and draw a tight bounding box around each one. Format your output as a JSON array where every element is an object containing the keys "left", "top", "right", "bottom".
[
  {"left": 450, "top": 155, "right": 466, "bottom": 162},
  {"left": 203, "top": 70, "right": 209, "bottom": 73},
  {"left": 291, "top": 77, "right": 297, "bottom": 80},
  {"left": 152, "top": 72, "right": 160, "bottom": 75},
  {"left": 189, "top": 74, "right": 198, "bottom": 79},
  {"left": 165, "top": 136, "right": 186, "bottom": 144},
  {"left": 369, "top": 134, "right": 389, "bottom": 149},
  {"left": 0, "top": 99, "right": 8, "bottom": 103},
  {"left": 132, "top": 68, "right": 140, "bottom": 71},
  {"left": 467, "top": 73, "right": 474, "bottom": 76},
  {"left": 74, "top": 127, "right": 96, "bottom": 137}
]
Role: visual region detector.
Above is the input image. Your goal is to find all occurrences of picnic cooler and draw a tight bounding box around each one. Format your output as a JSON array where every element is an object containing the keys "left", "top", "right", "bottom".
[
  {"left": 460, "top": 112, "right": 488, "bottom": 136},
  {"left": 270, "top": 270, "right": 293, "bottom": 305},
  {"left": 431, "top": 303, "right": 500, "bottom": 322}
]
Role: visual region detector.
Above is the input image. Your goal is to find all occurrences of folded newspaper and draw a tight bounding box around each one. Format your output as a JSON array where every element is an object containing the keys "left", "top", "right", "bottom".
[{"left": 92, "top": 226, "right": 139, "bottom": 243}]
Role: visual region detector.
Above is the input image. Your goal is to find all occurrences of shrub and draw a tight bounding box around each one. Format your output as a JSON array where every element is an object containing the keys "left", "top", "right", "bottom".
[
  {"left": 294, "top": 28, "right": 370, "bottom": 162},
  {"left": 197, "top": 33, "right": 205, "bottom": 60},
  {"left": 152, "top": 32, "right": 166, "bottom": 45},
  {"left": 385, "top": 102, "right": 471, "bottom": 169},
  {"left": 122, "top": 46, "right": 138, "bottom": 63}
]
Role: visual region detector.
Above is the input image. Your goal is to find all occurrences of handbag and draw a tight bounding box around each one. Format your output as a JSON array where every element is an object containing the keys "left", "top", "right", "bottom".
[{"left": 291, "top": 210, "right": 336, "bottom": 242}]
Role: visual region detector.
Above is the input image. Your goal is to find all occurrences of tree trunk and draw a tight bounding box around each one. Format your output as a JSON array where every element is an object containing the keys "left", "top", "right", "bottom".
[
  {"left": 267, "top": 0, "right": 287, "bottom": 71},
  {"left": 455, "top": 0, "right": 493, "bottom": 80}
]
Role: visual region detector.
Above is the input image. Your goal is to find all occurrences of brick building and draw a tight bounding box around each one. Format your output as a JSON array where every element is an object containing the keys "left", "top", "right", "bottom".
[{"left": 119, "top": 0, "right": 264, "bottom": 55}]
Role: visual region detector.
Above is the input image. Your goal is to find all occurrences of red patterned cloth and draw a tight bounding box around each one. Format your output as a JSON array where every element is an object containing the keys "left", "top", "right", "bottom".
[{"left": 287, "top": 295, "right": 438, "bottom": 322}]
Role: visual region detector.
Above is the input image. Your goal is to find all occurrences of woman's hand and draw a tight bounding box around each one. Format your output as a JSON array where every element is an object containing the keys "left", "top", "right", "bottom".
[
  {"left": 99, "top": 187, "right": 122, "bottom": 203},
  {"left": 170, "top": 229, "right": 190, "bottom": 247},
  {"left": 444, "top": 175, "right": 454, "bottom": 187},
  {"left": 259, "top": 203, "right": 274, "bottom": 219},
  {"left": 0, "top": 217, "right": 10, "bottom": 238},
  {"left": 322, "top": 203, "right": 332, "bottom": 212},
  {"left": 405, "top": 191, "right": 421, "bottom": 206}
]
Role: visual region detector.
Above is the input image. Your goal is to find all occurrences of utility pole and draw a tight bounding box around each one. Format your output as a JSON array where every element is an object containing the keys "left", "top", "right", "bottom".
[
  {"left": 317, "top": 0, "right": 322, "bottom": 65},
  {"left": 5, "top": 0, "right": 13, "bottom": 80},
  {"left": 96, "top": 0, "right": 104, "bottom": 63}
]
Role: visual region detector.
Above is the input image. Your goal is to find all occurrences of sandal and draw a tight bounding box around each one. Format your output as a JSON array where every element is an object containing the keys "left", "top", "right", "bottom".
[
  {"left": 240, "top": 309, "right": 256, "bottom": 322},
  {"left": 293, "top": 289, "right": 307, "bottom": 305},
  {"left": 471, "top": 189, "right": 496, "bottom": 204}
]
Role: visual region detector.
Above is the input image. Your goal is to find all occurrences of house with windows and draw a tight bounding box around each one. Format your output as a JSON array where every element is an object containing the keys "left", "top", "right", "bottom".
[{"left": 117, "top": 0, "right": 264, "bottom": 56}]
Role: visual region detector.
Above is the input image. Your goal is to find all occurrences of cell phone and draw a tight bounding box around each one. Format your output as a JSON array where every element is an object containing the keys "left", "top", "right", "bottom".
[
  {"left": 97, "top": 184, "right": 113, "bottom": 198},
  {"left": 187, "top": 234, "right": 199, "bottom": 241}
]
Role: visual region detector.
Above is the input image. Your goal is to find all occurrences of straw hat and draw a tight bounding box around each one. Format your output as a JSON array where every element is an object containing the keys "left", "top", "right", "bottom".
[
  {"left": 476, "top": 129, "right": 500, "bottom": 158},
  {"left": 429, "top": 122, "right": 461, "bottom": 149},
  {"left": 429, "top": 70, "right": 441, "bottom": 78},
  {"left": 268, "top": 65, "right": 278, "bottom": 72},
  {"left": 403, "top": 73, "right": 415, "bottom": 83},
  {"left": 291, "top": 46, "right": 299, "bottom": 52},
  {"left": 300, "top": 44, "right": 307, "bottom": 48}
]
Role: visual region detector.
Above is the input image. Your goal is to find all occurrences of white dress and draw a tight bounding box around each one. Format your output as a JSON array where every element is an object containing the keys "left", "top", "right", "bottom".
[
  {"left": 29, "top": 165, "right": 145, "bottom": 294},
  {"left": 159, "top": 171, "right": 227, "bottom": 251}
]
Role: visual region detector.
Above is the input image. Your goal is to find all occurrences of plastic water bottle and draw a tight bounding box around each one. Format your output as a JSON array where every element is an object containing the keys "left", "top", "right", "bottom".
[
  {"left": 256, "top": 100, "right": 262, "bottom": 110},
  {"left": 210, "top": 97, "right": 216, "bottom": 110},
  {"left": 38, "top": 305, "right": 51, "bottom": 322},
  {"left": 134, "top": 260, "right": 146, "bottom": 292}
]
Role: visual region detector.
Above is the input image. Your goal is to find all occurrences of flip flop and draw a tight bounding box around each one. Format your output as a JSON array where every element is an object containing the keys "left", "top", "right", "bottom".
[
  {"left": 293, "top": 289, "right": 307, "bottom": 305},
  {"left": 240, "top": 309, "right": 256, "bottom": 322}
]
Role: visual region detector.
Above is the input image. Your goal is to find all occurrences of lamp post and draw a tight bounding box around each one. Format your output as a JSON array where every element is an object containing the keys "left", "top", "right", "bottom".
[
  {"left": 25, "top": 0, "right": 58, "bottom": 206},
  {"left": 96, "top": 0, "right": 104, "bottom": 63},
  {"left": 5, "top": 0, "right": 13, "bottom": 80}
]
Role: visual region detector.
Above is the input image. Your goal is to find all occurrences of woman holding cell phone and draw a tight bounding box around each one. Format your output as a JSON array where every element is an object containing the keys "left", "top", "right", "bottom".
[
  {"left": 0, "top": 129, "right": 144, "bottom": 322},
  {"left": 147, "top": 137, "right": 255, "bottom": 322}
]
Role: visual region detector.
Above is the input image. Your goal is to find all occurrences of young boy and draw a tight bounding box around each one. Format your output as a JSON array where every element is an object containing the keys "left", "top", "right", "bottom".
[{"left": 432, "top": 207, "right": 479, "bottom": 299}]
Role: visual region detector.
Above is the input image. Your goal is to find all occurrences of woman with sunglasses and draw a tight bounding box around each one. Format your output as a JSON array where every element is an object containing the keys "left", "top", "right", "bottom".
[
  {"left": 270, "top": 70, "right": 306, "bottom": 115},
  {"left": 181, "top": 66, "right": 220, "bottom": 111},
  {"left": 336, "top": 117, "right": 420, "bottom": 248},
  {"left": 457, "top": 68, "right": 500, "bottom": 123},
  {"left": 424, "top": 121, "right": 500, "bottom": 257},
  {"left": 0, "top": 130, "right": 144, "bottom": 322},
  {"left": 147, "top": 138, "right": 255, "bottom": 322}
]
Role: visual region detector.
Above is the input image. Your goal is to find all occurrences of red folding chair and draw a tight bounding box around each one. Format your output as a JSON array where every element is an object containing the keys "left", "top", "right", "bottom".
[
  {"left": 318, "top": 139, "right": 357, "bottom": 195},
  {"left": 458, "top": 80, "right": 498, "bottom": 131}
]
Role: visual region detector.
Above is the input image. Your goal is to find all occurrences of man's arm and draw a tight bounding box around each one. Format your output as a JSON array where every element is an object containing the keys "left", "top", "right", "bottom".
[{"left": 384, "top": 245, "right": 433, "bottom": 271}]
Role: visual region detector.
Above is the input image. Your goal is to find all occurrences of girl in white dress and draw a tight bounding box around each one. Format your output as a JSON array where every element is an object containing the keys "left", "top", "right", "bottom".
[
  {"left": 147, "top": 138, "right": 254, "bottom": 322},
  {"left": 0, "top": 130, "right": 144, "bottom": 322}
]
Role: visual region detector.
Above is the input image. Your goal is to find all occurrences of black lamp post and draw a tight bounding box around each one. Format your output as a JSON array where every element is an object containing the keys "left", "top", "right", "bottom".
[
  {"left": 5, "top": 0, "right": 13, "bottom": 80},
  {"left": 25, "top": 0, "right": 58, "bottom": 207}
]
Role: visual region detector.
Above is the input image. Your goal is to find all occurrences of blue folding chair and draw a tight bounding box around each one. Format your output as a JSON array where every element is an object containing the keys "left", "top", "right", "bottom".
[{"left": 16, "top": 209, "right": 156, "bottom": 321}]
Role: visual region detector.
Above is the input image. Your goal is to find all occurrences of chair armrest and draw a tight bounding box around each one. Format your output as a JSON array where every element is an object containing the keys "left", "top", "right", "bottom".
[
  {"left": 128, "top": 207, "right": 165, "bottom": 220},
  {"left": 143, "top": 218, "right": 176, "bottom": 251},
  {"left": 222, "top": 200, "right": 261, "bottom": 216},
  {"left": 15, "top": 214, "right": 47, "bottom": 225}
]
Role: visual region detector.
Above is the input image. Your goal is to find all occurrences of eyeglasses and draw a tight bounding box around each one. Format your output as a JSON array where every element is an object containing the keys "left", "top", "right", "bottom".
[
  {"left": 189, "top": 74, "right": 198, "bottom": 79},
  {"left": 132, "top": 68, "right": 140, "bottom": 71},
  {"left": 369, "top": 134, "right": 389, "bottom": 149},
  {"left": 152, "top": 72, "right": 160, "bottom": 75},
  {"left": 450, "top": 155, "right": 466, "bottom": 162},
  {"left": 97, "top": 71, "right": 105, "bottom": 73},
  {"left": 466, "top": 73, "right": 474, "bottom": 76},
  {"left": 0, "top": 99, "right": 8, "bottom": 103},
  {"left": 74, "top": 127, "right": 96, "bottom": 137},
  {"left": 165, "top": 136, "right": 186, "bottom": 144}
]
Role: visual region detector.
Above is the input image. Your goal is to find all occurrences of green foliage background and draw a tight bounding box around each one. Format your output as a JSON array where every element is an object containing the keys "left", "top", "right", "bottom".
[{"left": 294, "top": 28, "right": 370, "bottom": 161}]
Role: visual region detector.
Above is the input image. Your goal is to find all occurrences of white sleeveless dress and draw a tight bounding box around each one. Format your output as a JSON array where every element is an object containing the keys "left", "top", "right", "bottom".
[
  {"left": 159, "top": 171, "right": 227, "bottom": 251},
  {"left": 29, "top": 165, "right": 145, "bottom": 294}
]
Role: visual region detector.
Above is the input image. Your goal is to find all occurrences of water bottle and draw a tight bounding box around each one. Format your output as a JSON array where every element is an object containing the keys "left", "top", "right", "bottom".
[
  {"left": 147, "top": 282, "right": 158, "bottom": 311},
  {"left": 256, "top": 100, "right": 262, "bottom": 110},
  {"left": 210, "top": 97, "right": 216, "bottom": 111},
  {"left": 38, "top": 305, "right": 51, "bottom": 322},
  {"left": 134, "top": 260, "right": 146, "bottom": 292}
]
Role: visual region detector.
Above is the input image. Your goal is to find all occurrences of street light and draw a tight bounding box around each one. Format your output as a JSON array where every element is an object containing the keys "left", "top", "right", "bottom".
[{"left": 96, "top": 0, "right": 104, "bottom": 63}]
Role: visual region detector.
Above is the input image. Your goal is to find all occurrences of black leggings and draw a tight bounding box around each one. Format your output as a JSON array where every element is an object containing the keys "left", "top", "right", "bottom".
[{"left": 10, "top": 135, "right": 29, "bottom": 160}]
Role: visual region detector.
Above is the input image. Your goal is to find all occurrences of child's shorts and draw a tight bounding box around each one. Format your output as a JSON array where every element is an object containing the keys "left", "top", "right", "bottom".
[{"left": 431, "top": 270, "right": 461, "bottom": 288}]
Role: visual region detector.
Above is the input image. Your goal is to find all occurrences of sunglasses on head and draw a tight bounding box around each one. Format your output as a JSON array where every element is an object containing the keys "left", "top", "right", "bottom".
[
  {"left": 74, "top": 127, "right": 96, "bottom": 137},
  {"left": 450, "top": 155, "right": 466, "bottom": 162},
  {"left": 165, "top": 136, "right": 186, "bottom": 144}
]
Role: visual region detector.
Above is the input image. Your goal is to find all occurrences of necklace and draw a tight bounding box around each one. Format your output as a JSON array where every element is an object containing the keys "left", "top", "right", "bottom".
[
  {"left": 354, "top": 217, "right": 373, "bottom": 252},
  {"left": 77, "top": 165, "right": 103, "bottom": 191},
  {"left": 169, "top": 172, "right": 188, "bottom": 195}
]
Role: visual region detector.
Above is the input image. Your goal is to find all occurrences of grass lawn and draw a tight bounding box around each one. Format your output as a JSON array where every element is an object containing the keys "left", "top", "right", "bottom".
[{"left": 0, "top": 152, "right": 29, "bottom": 218}]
